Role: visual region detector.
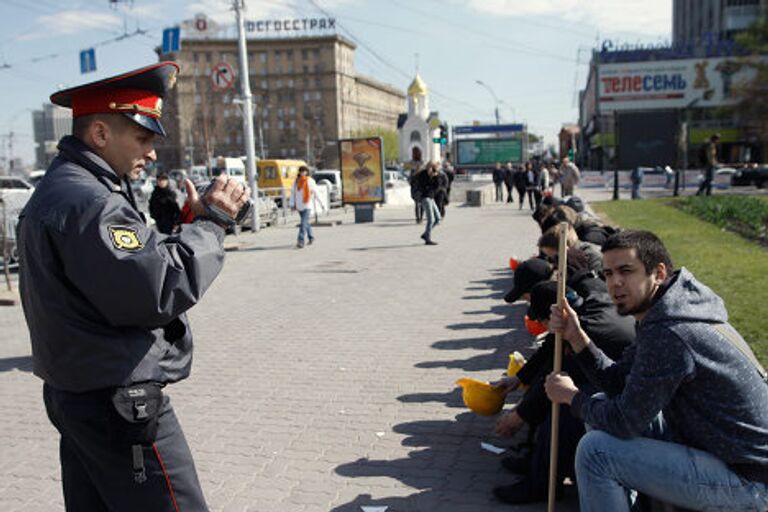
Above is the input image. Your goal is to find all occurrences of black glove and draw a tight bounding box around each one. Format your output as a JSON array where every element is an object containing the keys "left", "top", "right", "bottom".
[{"left": 196, "top": 179, "right": 253, "bottom": 227}]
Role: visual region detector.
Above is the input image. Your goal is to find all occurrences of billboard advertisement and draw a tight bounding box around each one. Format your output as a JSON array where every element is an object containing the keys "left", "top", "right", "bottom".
[
  {"left": 617, "top": 111, "right": 679, "bottom": 169},
  {"left": 338, "top": 137, "right": 384, "bottom": 204},
  {"left": 457, "top": 138, "right": 523, "bottom": 166},
  {"left": 598, "top": 55, "right": 762, "bottom": 111}
]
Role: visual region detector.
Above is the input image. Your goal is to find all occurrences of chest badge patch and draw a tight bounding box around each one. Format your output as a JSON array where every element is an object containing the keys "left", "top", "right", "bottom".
[{"left": 109, "top": 226, "right": 144, "bottom": 251}]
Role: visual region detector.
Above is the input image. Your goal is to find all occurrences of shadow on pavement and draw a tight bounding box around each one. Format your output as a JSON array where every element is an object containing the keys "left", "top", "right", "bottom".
[
  {"left": 333, "top": 414, "right": 525, "bottom": 511},
  {"left": 0, "top": 355, "right": 33, "bottom": 372}
]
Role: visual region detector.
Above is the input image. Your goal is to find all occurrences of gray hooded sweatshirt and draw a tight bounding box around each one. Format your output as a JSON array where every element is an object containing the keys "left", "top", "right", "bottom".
[{"left": 571, "top": 268, "right": 768, "bottom": 483}]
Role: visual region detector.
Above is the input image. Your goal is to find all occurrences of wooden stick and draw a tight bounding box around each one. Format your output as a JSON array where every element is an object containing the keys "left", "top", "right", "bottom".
[{"left": 547, "top": 222, "right": 569, "bottom": 512}]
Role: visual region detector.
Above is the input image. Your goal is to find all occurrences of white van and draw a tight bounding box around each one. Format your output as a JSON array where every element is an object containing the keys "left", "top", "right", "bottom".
[{"left": 211, "top": 156, "right": 247, "bottom": 186}]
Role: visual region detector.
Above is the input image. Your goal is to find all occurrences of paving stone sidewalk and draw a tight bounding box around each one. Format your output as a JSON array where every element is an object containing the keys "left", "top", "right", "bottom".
[{"left": 0, "top": 200, "right": 580, "bottom": 512}]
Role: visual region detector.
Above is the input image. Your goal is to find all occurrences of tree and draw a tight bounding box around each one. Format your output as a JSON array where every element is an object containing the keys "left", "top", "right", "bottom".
[
  {"left": 351, "top": 128, "right": 400, "bottom": 163},
  {"left": 731, "top": 19, "right": 768, "bottom": 152}
]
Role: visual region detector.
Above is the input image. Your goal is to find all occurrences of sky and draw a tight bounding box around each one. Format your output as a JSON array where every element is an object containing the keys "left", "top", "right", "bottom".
[{"left": 0, "top": 0, "right": 673, "bottom": 167}]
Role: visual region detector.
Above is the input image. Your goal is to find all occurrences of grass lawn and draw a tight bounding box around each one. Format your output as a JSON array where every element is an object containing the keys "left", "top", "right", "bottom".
[{"left": 593, "top": 198, "right": 768, "bottom": 365}]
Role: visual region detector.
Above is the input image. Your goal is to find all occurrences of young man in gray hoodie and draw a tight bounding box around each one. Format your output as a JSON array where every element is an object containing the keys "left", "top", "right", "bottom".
[{"left": 545, "top": 230, "right": 768, "bottom": 511}]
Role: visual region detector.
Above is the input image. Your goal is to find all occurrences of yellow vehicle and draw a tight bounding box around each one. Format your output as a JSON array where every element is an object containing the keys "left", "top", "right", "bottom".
[{"left": 257, "top": 159, "right": 306, "bottom": 205}]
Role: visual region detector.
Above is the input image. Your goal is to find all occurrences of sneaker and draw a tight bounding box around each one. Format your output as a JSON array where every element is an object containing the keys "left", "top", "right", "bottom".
[
  {"left": 308, "top": 238, "right": 314, "bottom": 245},
  {"left": 296, "top": 241, "right": 304, "bottom": 249},
  {"left": 425, "top": 240, "right": 438, "bottom": 246}
]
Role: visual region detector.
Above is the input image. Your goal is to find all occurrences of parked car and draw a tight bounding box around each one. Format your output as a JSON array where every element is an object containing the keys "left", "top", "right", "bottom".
[
  {"left": 0, "top": 176, "right": 33, "bottom": 267},
  {"left": 384, "top": 170, "right": 408, "bottom": 188},
  {"left": 312, "top": 169, "right": 342, "bottom": 206},
  {"left": 731, "top": 165, "right": 768, "bottom": 188},
  {"left": 27, "top": 170, "right": 46, "bottom": 187},
  {"left": 238, "top": 190, "right": 279, "bottom": 232}
]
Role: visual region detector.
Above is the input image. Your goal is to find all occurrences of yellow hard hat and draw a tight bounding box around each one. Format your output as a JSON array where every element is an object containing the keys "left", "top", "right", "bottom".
[{"left": 455, "top": 378, "right": 505, "bottom": 416}]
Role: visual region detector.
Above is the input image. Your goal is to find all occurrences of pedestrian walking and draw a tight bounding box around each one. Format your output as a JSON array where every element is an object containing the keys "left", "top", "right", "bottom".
[
  {"left": 559, "top": 157, "right": 581, "bottom": 197},
  {"left": 546, "top": 230, "right": 768, "bottom": 512},
  {"left": 290, "top": 165, "right": 326, "bottom": 248},
  {"left": 434, "top": 165, "right": 450, "bottom": 218},
  {"left": 17, "top": 62, "right": 251, "bottom": 512},
  {"left": 630, "top": 167, "right": 644, "bottom": 200},
  {"left": 417, "top": 161, "right": 442, "bottom": 245},
  {"left": 148, "top": 173, "right": 181, "bottom": 234},
  {"left": 492, "top": 162, "right": 505, "bottom": 202},
  {"left": 512, "top": 165, "right": 527, "bottom": 209},
  {"left": 408, "top": 147, "right": 424, "bottom": 223},
  {"left": 503, "top": 162, "right": 515, "bottom": 203},
  {"left": 696, "top": 133, "right": 720, "bottom": 196},
  {"left": 523, "top": 161, "right": 538, "bottom": 210},
  {"left": 538, "top": 163, "right": 551, "bottom": 204}
]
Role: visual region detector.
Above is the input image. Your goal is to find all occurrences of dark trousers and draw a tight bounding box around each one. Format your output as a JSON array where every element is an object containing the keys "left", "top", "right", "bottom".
[
  {"left": 44, "top": 384, "right": 208, "bottom": 512},
  {"left": 506, "top": 184, "right": 514, "bottom": 203},
  {"left": 515, "top": 187, "right": 526, "bottom": 209},
  {"left": 527, "top": 405, "right": 585, "bottom": 495},
  {"left": 414, "top": 199, "right": 423, "bottom": 222},
  {"left": 696, "top": 167, "right": 715, "bottom": 196}
]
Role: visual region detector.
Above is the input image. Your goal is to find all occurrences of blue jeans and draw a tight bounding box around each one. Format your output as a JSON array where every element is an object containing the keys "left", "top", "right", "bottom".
[
  {"left": 298, "top": 209, "right": 313, "bottom": 243},
  {"left": 421, "top": 197, "right": 440, "bottom": 240},
  {"left": 576, "top": 429, "right": 768, "bottom": 511}
]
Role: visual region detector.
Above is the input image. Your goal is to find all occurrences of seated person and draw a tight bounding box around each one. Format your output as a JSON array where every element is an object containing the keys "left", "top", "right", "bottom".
[
  {"left": 493, "top": 280, "right": 635, "bottom": 504},
  {"left": 545, "top": 230, "right": 768, "bottom": 512}
]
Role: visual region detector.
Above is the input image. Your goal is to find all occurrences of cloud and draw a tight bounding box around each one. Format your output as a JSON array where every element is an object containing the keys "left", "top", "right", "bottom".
[
  {"left": 466, "top": 0, "right": 672, "bottom": 37},
  {"left": 185, "top": 0, "right": 354, "bottom": 24},
  {"left": 36, "top": 10, "right": 123, "bottom": 35}
]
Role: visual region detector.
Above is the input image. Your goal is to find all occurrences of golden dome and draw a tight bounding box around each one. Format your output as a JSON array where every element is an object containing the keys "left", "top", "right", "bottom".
[{"left": 408, "top": 74, "right": 428, "bottom": 96}]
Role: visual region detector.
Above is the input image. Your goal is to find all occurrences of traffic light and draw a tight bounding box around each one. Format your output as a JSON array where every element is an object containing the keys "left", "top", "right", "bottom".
[{"left": 432, "top": 124, "right": 448, "bottom": 145}]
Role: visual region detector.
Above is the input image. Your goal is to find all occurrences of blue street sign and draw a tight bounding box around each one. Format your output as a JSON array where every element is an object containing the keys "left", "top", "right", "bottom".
[
  {"left": 79, "top": 48, "right": 96, "bottom": 74},
  {"left": 454, "top": 124, "right": 524, "bottom": 135},
  {"left": 162, "top": 27, "right": 180, "bottom": 54}
]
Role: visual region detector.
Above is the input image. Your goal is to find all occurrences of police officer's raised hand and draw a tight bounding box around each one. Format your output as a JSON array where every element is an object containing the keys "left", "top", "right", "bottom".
[
  {"left": 549, "top": 301, "right": 590, "bottom": 353},
  {"left": 184, "top": 176, "right": 251, "bottom": 220}
]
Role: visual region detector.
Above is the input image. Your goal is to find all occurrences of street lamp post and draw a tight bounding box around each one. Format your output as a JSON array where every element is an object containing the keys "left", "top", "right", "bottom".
[{"left": 475, "top": 80, "right": 500, "bottom": 125}]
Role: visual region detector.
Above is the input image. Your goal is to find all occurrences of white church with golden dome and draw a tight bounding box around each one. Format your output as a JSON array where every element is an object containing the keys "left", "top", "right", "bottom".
[{"left": 397, "top": 74, "right": 442, "bottom": 164}]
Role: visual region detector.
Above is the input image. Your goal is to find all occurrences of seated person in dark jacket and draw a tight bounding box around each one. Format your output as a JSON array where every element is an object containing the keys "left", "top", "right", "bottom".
[
  {"left": 492, "top": 278, "right": 635, "bottom": 505},
  {"left": 149, "top": 174, "right": 181, "bottom": 234},
  {"left": 546, "top": 230, "right": 768, "bottom": 512}
]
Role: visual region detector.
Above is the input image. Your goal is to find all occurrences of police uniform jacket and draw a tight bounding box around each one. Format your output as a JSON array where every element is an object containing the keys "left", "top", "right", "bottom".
[{"left": 18, "top": 135, "right": 226, "bottom": 392}]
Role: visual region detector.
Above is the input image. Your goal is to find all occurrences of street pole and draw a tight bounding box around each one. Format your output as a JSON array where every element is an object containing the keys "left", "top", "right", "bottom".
[
  {"left": 476, "top": 80, "right": 500, "bottom": 125},
  {"left": 234, "top": 0, "right": 260, "bottom": 232}
]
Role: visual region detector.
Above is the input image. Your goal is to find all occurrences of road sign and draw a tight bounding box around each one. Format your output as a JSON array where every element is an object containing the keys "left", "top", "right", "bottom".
[
  {"left": 79, "top": 48, "right": 96, "bottom": 74},
  {"left": 211, "top": 63, "right": 235, "bottom": 91},
  {"left": 162, "top": 27, "right": 180, "bottom": 54},
  {"left": 454, "top": 124, "right": 524, "bottom": 135}
]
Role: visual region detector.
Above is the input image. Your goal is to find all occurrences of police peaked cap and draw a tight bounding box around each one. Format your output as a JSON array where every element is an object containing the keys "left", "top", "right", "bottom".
[{"left": 50, "top": 61, "right": 180, "bottom": 136}]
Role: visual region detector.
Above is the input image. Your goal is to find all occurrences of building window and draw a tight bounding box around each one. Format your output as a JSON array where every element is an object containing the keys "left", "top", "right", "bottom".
[
  {"left": 303, "top": 77, "right": 309, "bottom": 88},
  {"left": 303, "top": 65, "right": 309, "bottom": 74},
  {"left": 194, "top": 94, "right": 202, "bottom": 104},
  {"left": 259, "top": 52, "right": 267, "bottom": 63},
  {"left": 278, "top": 120, "right": 285, "bottom": 129},
  {"left": 223, "top": 109, "right": 230, "bottom": 118},
  {"left": 276, "top": 79, "right": 282, "bottom": 88},
  {"left": 287, "top": 79, "right": 294, "bottom": 88},
  {"left": 205, "top": 52, "right": 212, "bottom": 62},
  {"left": 289, "top": 120, "right": 296, "bottom": 129},
  {"left": 410, "top": 131, "right": 421, "bottom": 142},
  {"left": 315, "top": 77, "right": 321, "bottom": 88},
  {"left": 314, "top": 91, "right": 321, "bottom": 101},
  {"left": 290, "top": 148, "right": 296, "bottom": 156},
  {"left": 286, "top": 49, "right": 293, "bottom": 59},
  {"left": 274, "top": 50, "right": 282, "bottom": 60},
  {"left": 193, "top": 53, "right": 199, "bottom": 62},
  {"left": 260, "top": 79, "right": 268, "bottom": 89},
  {"left": 303, "top": 92, "right": 310, "bottom": 101},
  {"left": 313, "top": 48, "right": 320, "bottom": 57},
  {"left": 289, "top": 106, "right": 296, "bottom": 115},
  {"left": 301, "top": 48, "right": 309, "bottom": 60}
]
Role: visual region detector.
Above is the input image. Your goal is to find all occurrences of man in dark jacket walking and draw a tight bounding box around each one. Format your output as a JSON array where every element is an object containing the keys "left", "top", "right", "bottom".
[
  {"left": 546, "top": 230, "right": 768, "bottom": 512},
  {"left": 492, "top": 162, "right": 505, "bottom": 202},
  {"left": 149, "top": 174, "right": 181, "bottom": 234}
]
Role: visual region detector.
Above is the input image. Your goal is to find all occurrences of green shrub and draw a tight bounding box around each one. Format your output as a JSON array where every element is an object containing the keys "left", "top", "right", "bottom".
[{"left": 676, "top": 196, "right": 768, "bottom": 245}]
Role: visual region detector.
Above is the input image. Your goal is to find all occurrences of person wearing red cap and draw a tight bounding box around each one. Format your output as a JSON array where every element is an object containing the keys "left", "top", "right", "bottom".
[{"left": 18, "top": 62, "right": 250, "bottom": 511}]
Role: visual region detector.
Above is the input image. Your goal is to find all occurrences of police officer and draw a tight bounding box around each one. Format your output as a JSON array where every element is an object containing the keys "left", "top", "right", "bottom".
[{"left": 18, "top": 62, "right": 250, "bottom": 511}]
